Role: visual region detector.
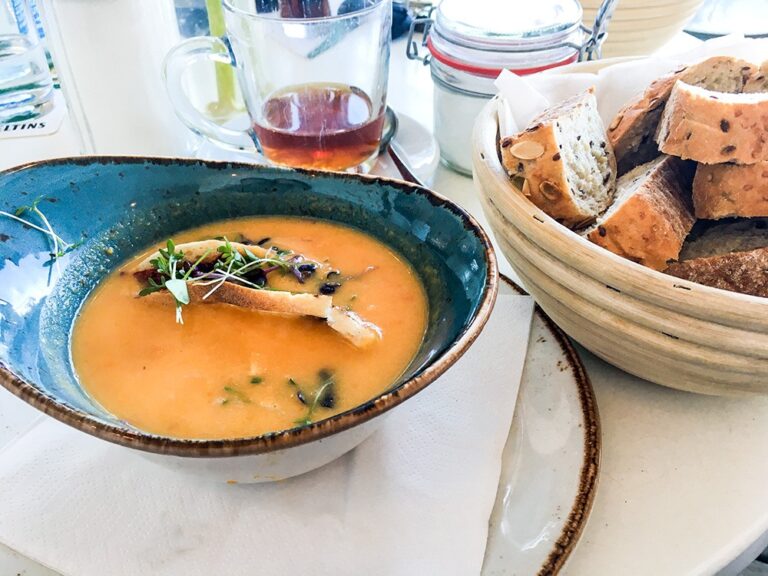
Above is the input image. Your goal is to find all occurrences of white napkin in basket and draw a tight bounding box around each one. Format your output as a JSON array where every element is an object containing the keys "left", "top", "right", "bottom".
[
  {"left": 495, "top": 34, "right": 768, "bottom": 137},
  {"left": 0, "top": 295, "right": 533, "bottom": 576}
]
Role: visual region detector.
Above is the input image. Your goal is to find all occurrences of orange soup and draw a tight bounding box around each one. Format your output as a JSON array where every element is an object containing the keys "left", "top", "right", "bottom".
[{"left": 71, "top": 217, "right": 428, "bottom": 440}]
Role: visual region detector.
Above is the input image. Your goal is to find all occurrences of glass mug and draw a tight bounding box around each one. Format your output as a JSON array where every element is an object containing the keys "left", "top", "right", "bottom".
[{"left": 164, "top": 0, "right": 392, "bottom": 172}]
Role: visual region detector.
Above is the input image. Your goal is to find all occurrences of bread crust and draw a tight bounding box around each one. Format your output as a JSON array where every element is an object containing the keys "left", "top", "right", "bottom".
[
  {"left": 608, "top": 70, "right": 681, "bottom": 175},
  {"left": 587, "top": 156, "right": 695, "bottom": 270},
  {"left": 745, "top": 60, "right": 768, "bottom": 93},
  {"left": 608, "top": 57, "right": 755, "bottom": 175},
  {"left": 656, "top": 81, "right": 768, "bottom": 165},
  {"left": 665, "top": 247, "right": 768, "bottom": 297},
  {"left": 693, "top": 161, "right": 768, "bottom": 218},
  {"left": 679, "top": 218, "right": 768, "bottom": 260},
  {"left": 500, "top": 89, "right": 616, "bottom": 229}
]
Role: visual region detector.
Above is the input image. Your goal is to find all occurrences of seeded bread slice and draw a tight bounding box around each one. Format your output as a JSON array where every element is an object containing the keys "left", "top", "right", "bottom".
[
  {"left": 656, "top": 81, "right": 768, "bottom": 165},
  {"left": 679, "top": 218, "right": 768, "bottom": 260},
  {"left": 745, "top": 61, "right": 768, "bottom": 93},
  {"left": 665, "top": 247, "right": 768, "bottom": 298},
  {"left": 586, "top": 155, "right": 695, "bottom": 270},
  {"left": 500, "top": 88, "right": 616, "bottom": 229},
  {"left": 693, "top": 161, "right": 768, "bottom": 218},
  {"left": 608, "top": 57, "right": 755, "bottom": 175}
]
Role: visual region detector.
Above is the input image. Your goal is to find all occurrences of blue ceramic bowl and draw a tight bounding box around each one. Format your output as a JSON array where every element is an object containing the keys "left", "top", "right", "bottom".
[{"left": 0, "top": 157, "right": 496, "bottom": 472}]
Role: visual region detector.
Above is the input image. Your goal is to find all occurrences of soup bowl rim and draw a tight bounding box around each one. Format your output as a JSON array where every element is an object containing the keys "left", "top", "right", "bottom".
[{"left": 0, "top": 155, "right": 499, "bottom": 458}]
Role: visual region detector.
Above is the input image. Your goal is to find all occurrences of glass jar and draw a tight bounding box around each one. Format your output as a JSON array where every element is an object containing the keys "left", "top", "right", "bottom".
[{"left": 408, "top": 0, "right": 610, "bottom": 175}]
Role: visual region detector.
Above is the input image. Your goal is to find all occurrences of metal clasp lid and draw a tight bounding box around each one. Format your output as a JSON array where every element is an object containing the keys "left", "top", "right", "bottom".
[
  {"left": 407, "top": 0, "right": 619, "bottom": 67},
  {"left": 580, "top": 0, "right": 619, "bottom": 61},
  {"left": 405, "top": 4, "right": 435, "bottom": 66}
]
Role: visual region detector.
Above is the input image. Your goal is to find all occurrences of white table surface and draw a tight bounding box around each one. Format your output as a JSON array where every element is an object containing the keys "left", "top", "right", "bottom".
[{"left": 1, "top": 10, "right": 768, "bottom": 575}]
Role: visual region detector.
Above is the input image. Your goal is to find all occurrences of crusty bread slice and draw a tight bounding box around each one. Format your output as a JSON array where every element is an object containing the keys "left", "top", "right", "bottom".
[
  {"left": 656, "top": 81, "right": 768, "bottom": 165},
  {"left": 679, "top": 218, "right": 768, "bottom": 260},
  {"left": 500, "top": 88, "right": 616, "bottom": 229},
  {"left": 693, "top": 161, "right": 768, "bottom": 219},
  {"left": 137, "top": 239, "right": 380, "bottom": 347},
  {"left": 148, "top": 283, "right": 381, "bottom": 348},
  {"left": 665, "top": 247, "right": 768, "bottom": 298},
  {"left": 745, "top": 61, "right": 768, "bottom": 93},
  {"left": 608, "top": 57, "right": 755, "bottom": 175},
  {"left": 149, "top": 283, "right": 333, "bottom": 318},
  {"left": 135, "top": 239, "right": 270, "bottom": 272},
  {"left": 586, "top": 155, "right": 695, "bottom": 270}
]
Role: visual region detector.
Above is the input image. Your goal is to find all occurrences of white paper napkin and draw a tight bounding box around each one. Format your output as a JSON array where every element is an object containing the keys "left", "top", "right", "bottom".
[
  {"left": 494, "top": 34, "right": 768, "bottom": 137},
  {"left": 0, "top": 295, "right": 533, "bottom": 576}
]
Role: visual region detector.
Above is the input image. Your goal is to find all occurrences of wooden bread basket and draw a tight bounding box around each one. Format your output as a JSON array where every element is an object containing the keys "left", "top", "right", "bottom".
[{"left": 472, "top": 95, "right": 768, "bottom": 396}]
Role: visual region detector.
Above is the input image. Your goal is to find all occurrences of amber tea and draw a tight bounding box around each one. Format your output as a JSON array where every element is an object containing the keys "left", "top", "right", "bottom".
[
  {"left": 164, "top": 0, "right": 392, "bottom": 171},
  {"left": 253, "top": 83, "right": 386, "bottom": 171}
]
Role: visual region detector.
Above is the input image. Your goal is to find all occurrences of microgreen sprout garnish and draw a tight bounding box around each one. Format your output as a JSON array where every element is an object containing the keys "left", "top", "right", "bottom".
[
  {"left": 293, "top": 369, "right": 337, "bottom": 427},
  {"left": 0, "top": 196, "right": 83, "bottom": 274},
  {"left": 137, "top": 240, "right": 211, "bottom": 324},
  {"left": 250, "top": 376, "right": 263, "bottom": 385},
  {"left": 135, "top": 235, "right": 323, "bottom": 324}
]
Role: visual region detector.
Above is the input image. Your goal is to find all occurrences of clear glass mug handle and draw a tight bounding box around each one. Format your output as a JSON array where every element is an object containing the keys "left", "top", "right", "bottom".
[{"left": 163, "top": 36, "right": 256, "bottom": 150}]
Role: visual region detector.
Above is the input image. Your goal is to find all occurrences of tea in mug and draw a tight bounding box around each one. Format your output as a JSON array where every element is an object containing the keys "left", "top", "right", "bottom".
[{"left": 253, "top": 82, "right": 386, "bottom": 171}]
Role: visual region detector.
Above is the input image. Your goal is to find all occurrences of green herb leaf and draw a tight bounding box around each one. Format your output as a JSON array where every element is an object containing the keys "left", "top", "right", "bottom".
[
  {"left": 138, "top": 285, "right": 164, "bottom": 297},
  {"left": 223, "top": 385, "right": 251, "bottom": 404},
  {"left": 165, "top": 278, "right": 190, "bottom": 305},
  {"left": 250, "top": 376, "right": 263, "bottom": 385}
]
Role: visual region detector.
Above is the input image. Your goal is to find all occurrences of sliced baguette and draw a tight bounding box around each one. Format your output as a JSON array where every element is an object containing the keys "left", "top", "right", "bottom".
[
  {"left": 680, "top": 218, "right": 768, "bottom": 260},
  {"left": 147, "top": 283, "right": 382, "bottom": 347},
  {"left": 693, "top": 161, "right": 768, "bottom": 219},
  {"left": 608, "top": 57, "right": 755, "bottom": 175},
  {"left": 186, "top": 283, "right": 332, "bottom": 317},
  {"left": 500, "top": 88, "right": 616, "bottom": 229},
  {"left": 665, "top": 247, "right": 768, "bottom": 298},
  {"left": 656, "top": 81, "right": 768, "bottom": 165},
  {"left": 586, "top": 155, "right": 695, "bottom": 270}
]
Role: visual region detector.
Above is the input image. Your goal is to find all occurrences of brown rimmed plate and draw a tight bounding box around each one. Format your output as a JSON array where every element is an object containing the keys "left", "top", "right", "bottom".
[{"left": 482, "top": 276, "right": 601, "bottom": 575}]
